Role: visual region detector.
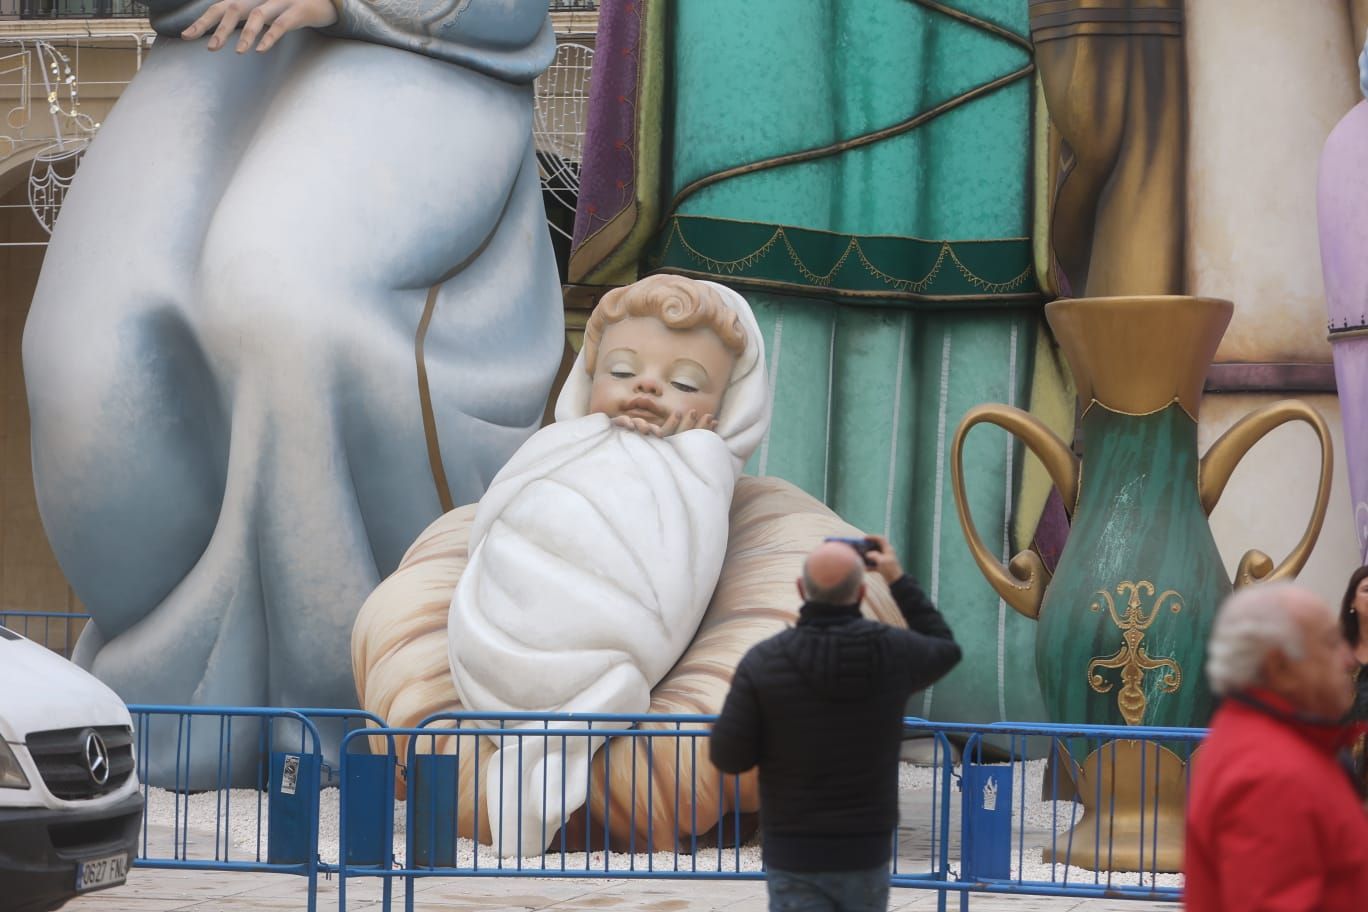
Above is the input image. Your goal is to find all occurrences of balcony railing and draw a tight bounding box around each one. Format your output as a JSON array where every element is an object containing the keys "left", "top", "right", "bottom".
[
  {"left": 2, "top": 5, "right": 591, "bottom": 257},
  {"left": 1, "top": 0, "right": 146, "bottom": 18},
  {"left": 4, "top": 1, "right": 589, "bottom": 19}
]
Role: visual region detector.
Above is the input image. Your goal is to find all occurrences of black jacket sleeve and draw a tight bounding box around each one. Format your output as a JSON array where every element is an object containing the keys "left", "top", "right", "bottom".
[
  {"left": 709, "top": 654, "right": 762, "bottom": 774},
  {"left": 889, "top": 574, "right": 962, "bottom": 693}
]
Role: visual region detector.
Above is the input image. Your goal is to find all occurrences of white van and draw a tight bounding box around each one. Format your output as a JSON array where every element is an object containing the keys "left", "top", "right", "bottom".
[{"left": 0, "top": 623, "right": 143, "bottom": 911}]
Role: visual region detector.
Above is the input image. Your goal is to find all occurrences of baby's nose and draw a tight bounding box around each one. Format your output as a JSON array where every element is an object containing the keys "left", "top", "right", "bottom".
[{"left": 635, "top": 375, "right": 663, "bottom": 394}]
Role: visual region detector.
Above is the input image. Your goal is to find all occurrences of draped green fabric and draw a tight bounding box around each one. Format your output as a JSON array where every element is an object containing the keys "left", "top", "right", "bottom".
[{"left": 663, "top": 0, "right": 1050, "bottom": 727}]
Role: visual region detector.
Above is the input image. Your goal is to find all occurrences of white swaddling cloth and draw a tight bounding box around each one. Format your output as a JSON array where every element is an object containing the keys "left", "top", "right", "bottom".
[{"left": 448, "top": 281, "right": 770, "bottom": 857}]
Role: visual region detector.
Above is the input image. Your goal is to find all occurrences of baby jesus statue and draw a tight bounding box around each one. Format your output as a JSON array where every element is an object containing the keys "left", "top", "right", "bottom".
[
  {"left": 351, "top": 275, "right": 906, "bottom": 857},
  {"left": 448, "top": 274, "right": 771, "bottom": 856}
]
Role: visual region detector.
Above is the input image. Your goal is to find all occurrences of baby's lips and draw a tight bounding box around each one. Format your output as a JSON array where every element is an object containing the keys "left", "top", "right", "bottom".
[{"left": 623, "top": 396, "right": 666, "bottom": 418}]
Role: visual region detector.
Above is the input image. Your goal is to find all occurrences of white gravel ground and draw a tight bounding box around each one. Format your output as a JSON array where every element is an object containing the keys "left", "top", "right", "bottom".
[{"left": 140, "top": 759, "right": 1182, "bottom": 891}]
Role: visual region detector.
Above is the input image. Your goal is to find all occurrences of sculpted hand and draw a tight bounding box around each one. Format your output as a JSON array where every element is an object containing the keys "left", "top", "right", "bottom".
[
  {"left": 864, "top": 533, "right": 904, "bottom": 584},
  {"left": 653, "top": 410, "right": 719, "bottom": 437},
  {"left": 182, "top": 0, "right": 338, "bottom": 53},
  {"left": 675, "top": 410, "right": 719, "bottom": 434},
  {"left": 610, "top": 410, "right": 718, "bottom": 438},
  {"left": 610, "top": 415, "right": 663, "bottom": 436}
]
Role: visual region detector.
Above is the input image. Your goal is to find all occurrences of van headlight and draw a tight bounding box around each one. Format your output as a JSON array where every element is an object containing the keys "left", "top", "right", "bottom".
[{"left": 0, "top": 740, "right": 30, "bottom": 789}]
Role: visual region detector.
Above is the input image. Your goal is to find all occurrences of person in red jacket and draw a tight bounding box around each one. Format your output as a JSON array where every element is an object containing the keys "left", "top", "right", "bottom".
[{"left": 1185, "top": 582, "right": 1368, "bottom": 911}]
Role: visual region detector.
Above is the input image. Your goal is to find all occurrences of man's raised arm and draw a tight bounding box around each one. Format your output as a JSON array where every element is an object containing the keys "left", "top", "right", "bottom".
[{"left": 864, "top": 533, "right": 961, "bottom": 690}]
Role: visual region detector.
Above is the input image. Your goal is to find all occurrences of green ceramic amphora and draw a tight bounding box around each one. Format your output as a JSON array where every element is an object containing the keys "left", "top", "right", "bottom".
[{"left": 953, "top": 296, "right": 1332, "bottom": 734}]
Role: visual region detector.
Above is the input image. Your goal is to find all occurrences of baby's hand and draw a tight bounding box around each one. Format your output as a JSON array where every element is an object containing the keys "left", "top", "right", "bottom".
[
  {"left": 609, "top": 410, "right": 718, "bottom": 438},
  {"left": 609, "top": 415, "right": 661, "bottom": 436},
  {"left": 654, "top": 409, "right": 718, "bottom": 437},
  {"left": 672, "top": 410, "right": 719, "bottom": 435}
]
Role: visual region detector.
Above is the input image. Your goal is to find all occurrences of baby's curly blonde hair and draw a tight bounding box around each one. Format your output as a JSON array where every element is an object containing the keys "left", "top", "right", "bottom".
[{"left": 581, "top": 274, "right": 748, "bottom": 375}]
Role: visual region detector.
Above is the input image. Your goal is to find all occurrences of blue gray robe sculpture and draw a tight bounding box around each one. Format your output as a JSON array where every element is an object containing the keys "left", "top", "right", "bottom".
[{"left": 22, "top": 0, "right": 562, "bottom": 785}]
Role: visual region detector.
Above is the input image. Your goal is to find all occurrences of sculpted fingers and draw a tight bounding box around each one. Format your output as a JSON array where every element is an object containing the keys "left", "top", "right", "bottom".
[
  {"left": 208, "top": 16, "right": 238, "bottom": 51},
  {"left": 205, "top": 0, "right": 258, "bottom": 51},
  {"left": 257, "top": 0, "right": 339, "bottom": 51},
  {"left": 673, "top": 410, "right": 718, "bottom": 435},
  {"left": 687, "top": 411, "right": 719, "bottom": 433},
  {"left": 238, "top": 0, "right": 286, "bottom": 52},
  {"left": 185, "top": 0, "right": 336, "bottom": 52},
  {"left": 609, "top": 415, "right": 658, "bottom": 436},
  {"left": 659, "top": 411, "right": 683, "bottom": 437},
  {"left": 253, "top": 9, "right": 296, "bottom": 52},
  {"left": 181, "top": 0, "right": 226, "bottom": 40}
]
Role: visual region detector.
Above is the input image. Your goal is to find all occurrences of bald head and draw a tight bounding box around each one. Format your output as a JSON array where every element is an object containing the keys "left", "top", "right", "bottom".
[{"left": 800, "top": 542, "right": 866, "bottom": 606}]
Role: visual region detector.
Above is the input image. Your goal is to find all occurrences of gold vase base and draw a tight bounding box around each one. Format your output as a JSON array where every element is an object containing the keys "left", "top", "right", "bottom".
[
  {"left": 1041, "top": 738, "right": 1192, "bottom": 874},
  {"left": 1040, "top": 817, "right": 1183, "bottom": 874}
]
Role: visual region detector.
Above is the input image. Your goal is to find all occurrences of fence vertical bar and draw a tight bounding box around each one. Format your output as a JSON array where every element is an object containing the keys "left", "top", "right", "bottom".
[
  {"left": 406, "top": 734, "right": 421, "bottom": 912},
  {"left": 936, "top": 732, "right": 950, "bottom": 912},
  {"left": 559, "top": 732, "right": 568, "bottom": 870},
  {"left": 629, "top": 732, "right": 638, "bottom": 867}
]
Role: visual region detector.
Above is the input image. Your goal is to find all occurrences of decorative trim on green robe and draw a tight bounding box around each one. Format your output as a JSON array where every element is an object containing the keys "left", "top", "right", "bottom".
[{"left": 650, "top": 215, "right": 1040, "bottom": 306}]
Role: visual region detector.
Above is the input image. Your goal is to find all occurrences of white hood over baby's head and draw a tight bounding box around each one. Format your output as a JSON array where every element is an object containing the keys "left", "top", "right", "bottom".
[{"left": 554, "top": 278, "right": 771, "bottom": 474}]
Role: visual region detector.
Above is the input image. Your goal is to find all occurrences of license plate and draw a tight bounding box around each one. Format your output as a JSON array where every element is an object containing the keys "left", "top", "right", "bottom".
[{"left": 75, "top": 852, "right": 128, "bottom": 892}]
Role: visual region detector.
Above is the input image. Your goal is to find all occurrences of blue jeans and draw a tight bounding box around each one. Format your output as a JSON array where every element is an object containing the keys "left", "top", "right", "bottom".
[{"left": 765, "top": 866, "right": 890, "bottom": 912}]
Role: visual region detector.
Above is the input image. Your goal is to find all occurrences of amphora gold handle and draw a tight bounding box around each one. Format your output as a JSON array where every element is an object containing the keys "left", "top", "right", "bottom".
[
  {"left": 1198, "top": 400, "right": 1333, "bottom": 586},
  {"left": 951, "top": 404, "right": 1080, "bottom": 620}
]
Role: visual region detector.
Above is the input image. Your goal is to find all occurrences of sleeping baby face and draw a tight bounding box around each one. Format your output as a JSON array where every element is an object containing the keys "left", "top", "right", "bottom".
[{"left": 587, "top": 315, "right": 736, "bottom": 433}]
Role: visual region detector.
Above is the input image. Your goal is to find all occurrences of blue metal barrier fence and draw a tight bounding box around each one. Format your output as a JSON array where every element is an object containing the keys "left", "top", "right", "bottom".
[
  {"left": 0, "top": 609, "right": 89, "bottom": 658},
  {"left": 336, "top": 713, "right": 956, "bottom": 911},
  {"left": 946, "top": 721, "right": 1199, "bottom": 908},
  {"left": 124, "top": 706, "right": 385, "bottom": 912},
  {"left": 103, "top": 704, "right": 1197, "bottom": 910}
]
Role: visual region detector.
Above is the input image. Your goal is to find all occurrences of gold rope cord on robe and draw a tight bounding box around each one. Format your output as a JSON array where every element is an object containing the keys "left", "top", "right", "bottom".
[{"left": 415, "top": 281, "right": 457, "bottom": 513}]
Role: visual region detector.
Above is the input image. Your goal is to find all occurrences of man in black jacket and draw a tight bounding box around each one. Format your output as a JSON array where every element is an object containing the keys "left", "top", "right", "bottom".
[{"left": 710, "top": 534, "right": 961, "bottom": 912}]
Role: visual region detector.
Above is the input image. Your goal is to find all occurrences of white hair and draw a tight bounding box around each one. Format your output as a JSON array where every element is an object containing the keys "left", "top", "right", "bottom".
[{"left": 1205, "top": 583, "right": 1306, "bottom": 696}]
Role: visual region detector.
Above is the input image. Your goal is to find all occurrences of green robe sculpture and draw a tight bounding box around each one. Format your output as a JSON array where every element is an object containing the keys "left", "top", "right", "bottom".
[{"left": 568, "top": 0, "right": 1067, "bottom": 730}]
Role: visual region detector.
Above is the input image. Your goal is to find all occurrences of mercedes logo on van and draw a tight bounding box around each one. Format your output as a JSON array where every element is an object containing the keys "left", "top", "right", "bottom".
[{"left": 84, "top": 731, "right": 110, "bottom": 786}]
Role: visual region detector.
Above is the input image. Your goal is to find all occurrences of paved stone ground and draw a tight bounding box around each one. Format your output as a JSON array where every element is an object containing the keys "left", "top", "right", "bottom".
[
  {"left": 60, "top": 800, "right": 1175, "bottom": 912},
  {"left": 62, "top": 868, "right": 1173, "bottom": 911},
  {"left": 60, "top": 761, "right": 1177, "bottom": 910}
]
